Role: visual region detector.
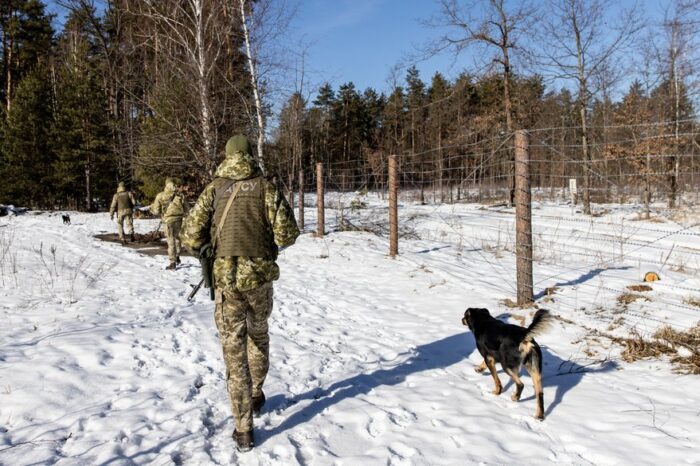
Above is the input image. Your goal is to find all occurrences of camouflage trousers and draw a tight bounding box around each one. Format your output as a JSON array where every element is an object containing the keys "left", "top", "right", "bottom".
[
  {"left": 117, "top": 213, "right": 133, "bottom": 240},
  {"left": 214, "top": 282, "right": 274, "bottom": 432},
  {"left": 164, "top": 219, "right": 182, "bottom": 263}
]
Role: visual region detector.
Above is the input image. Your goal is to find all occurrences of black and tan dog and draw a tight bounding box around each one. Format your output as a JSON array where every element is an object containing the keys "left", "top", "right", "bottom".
[{"left": 462, "top": 308, "right": 553, "bottom": 420}]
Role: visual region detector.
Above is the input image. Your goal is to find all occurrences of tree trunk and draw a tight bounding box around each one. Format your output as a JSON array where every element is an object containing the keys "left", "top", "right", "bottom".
[
  {"left": 574, "top": 21, "right": 592, "bottom": 215},
  {"left": 85, "top": 160, "right": 92, "bottom": 211},
  {"left": 670, "top": 49, "right": 680, "bottom": 208},
  {"left": 194, "top": 0, "right": 214, "bottom": 175},
  {"left": 239, "top": 0, "right": 266, "bottom": 173}
]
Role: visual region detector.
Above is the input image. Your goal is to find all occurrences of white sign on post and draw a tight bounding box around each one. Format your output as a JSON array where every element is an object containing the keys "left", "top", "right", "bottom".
[{"left": 569, "top": 178, "right": 578, "bottom": 213}]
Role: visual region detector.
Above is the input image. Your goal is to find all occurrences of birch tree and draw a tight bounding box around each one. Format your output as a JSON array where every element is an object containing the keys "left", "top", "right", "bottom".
[
  {"left": 135, "top": 0, "right": 234, "bottom": 177},
  {"left": 239, "top": 0, "right": 266, "bottom": 172}
]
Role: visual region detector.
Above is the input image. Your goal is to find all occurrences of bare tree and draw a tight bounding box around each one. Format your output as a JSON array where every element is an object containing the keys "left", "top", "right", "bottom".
[
  {"left": 133, "top": 0, "right": 237, "bottom": 177},
  {"left": 653, "top": 0, "right": 700, "bottom": 207},
  {"left": 538, "top": 0, "right": 641, "bottom": 215},
  {"left": 426, "top": 0, "right": 535, "bottom": 206}
]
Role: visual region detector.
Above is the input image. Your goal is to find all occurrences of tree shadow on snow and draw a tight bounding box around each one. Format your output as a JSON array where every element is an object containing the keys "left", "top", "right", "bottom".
[
  {"left": 261, "top": 332, "right": 474, "bottom": 443},
  {"left": 533, "top": 266, "right": 631, "bottom": 300}
]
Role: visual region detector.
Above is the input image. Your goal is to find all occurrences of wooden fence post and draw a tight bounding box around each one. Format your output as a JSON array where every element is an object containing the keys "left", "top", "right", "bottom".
[
  {"left": 515, "top": 130, "right": 533, "bottom": 305},
  {"left": 389, "top": 155, "right": 398, "bottom": 257},
  {"left": 298, "top": 170, "right": 304, "bottom": 230},
  {"left": 316, "top": 163, "right": 324, "bottom": 237}
]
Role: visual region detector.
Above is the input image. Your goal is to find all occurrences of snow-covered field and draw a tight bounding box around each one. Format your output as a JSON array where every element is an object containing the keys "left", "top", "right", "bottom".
[{"left": 1, "top": 197, "right": 699, "bottom": 465}]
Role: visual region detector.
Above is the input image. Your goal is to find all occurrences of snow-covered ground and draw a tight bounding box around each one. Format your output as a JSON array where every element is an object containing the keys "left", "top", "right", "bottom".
[{"left": 1, "top": 198, "right": 699, "bottom": 465}]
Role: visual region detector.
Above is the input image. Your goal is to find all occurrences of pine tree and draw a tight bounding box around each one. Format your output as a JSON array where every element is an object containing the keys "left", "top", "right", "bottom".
[
  {"left": 52, "top": 10, "right": 112, "bottom": 210},
  {"left": 1, "top": 0, "right": 54, "bottom": 112},
  {"left": 0, "top": 65, "right": 55, "bottom": 207}
]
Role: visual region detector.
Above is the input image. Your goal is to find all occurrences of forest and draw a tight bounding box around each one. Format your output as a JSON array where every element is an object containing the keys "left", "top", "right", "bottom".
[{"left": 1, "top": 0, "right": 698, "bottom": 215}]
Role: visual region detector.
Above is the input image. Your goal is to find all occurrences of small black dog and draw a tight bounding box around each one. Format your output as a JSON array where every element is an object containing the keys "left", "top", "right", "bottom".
[
  {"left": 62, "top": 214, "right": 71, "bottom": 225},
  {"left": 462, "top": 308, "right": 553, "bottom": 420}
]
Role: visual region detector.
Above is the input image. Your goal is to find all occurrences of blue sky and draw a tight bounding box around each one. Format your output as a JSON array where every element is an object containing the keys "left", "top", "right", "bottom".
[
  {"left": 290, "top": 0, "right": 665, "bottom": 96},
  {"left": 290, "top": 0, "right": 458, "bottom": 92},
  {"left": 44, "top": 0, "right": 670, "bottom": 98}
]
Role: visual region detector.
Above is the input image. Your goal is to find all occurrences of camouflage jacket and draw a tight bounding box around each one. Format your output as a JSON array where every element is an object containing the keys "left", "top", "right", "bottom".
[
  {"left": 151, "top": 183, "right": 188, "bottom": 224},
  {"left": 109, "top": 187, "right": 136, "bottom": 216},
  {"left": 180, "top": 151, "right": 299, "bottom": 292}
]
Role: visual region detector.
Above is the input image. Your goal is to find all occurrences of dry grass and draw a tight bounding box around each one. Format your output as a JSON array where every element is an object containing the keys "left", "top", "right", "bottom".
[
  {"left": 654, "top": 325, "right": 700, "bottom": 374},
  {"left": 620, "top": 331, "right": 676, "bottom": 362},
  {"left": 669, "top": 207, "right": 700, "bottom": 224},
  {"left": 617, "top": 293, "right": 650, "bottom": 305},
  {"left": 617, "top": 324, "right": 700, "bottom": 374},
  {"left": 501, "top": 298, "right": 519, "bottom": 308},
  {"left": 627, "top": 284, "right": 653, "bottom": 292},
  {"left": 500, "top": 298, "right": 537, "bottom": 309},
  {"left": 629, "top": 213, "right": 665, "bottom": 223},
  {"left": 684, "top": 296, "right": 700, "bottom": 308},
  {"left": 606, "top": 317, "right": 625, "bottom": 331}
]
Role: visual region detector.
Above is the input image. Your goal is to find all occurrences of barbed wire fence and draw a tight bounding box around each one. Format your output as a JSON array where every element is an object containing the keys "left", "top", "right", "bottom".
[{"left": 279, "top": 121, "right": 700, "bottom": 342}]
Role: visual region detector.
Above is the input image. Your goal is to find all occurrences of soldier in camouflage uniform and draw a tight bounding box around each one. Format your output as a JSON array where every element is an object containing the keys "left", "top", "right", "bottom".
[
  {"left": 181, "top": 135, "right": 299, "bottom": 452},
  {"left": 109, "top": 182, "right": 136, "bottom": 244},
  {"left": 151, "top": 178, "right": 188, "bottom": 270}
]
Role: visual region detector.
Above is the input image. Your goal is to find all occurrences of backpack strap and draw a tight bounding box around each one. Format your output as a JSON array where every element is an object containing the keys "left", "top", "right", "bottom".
[{"left": 163, "top": 190, "right": 178, "bottom": 214}]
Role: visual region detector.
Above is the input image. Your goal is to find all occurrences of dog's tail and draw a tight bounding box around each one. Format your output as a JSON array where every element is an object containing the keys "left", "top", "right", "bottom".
[{"left": 523, "top": 309, "right": 553, "bottom": 341}]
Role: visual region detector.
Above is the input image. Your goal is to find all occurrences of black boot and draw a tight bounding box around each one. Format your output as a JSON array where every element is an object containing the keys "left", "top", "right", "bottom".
[
  {"left": 176, "top": 256, "right": 181, "bottom": 265},
  {"left": 233, "top": 430, "right": 254, "bottom": 452},
  {"left": 130, "top": 233, "right": 135, "bottom": 242},
  {"left": 165, "top": 262, "right": 177, "bottom": 270},
  {"left": 252, "top": 392, "right": 266, "bottom": 417}
]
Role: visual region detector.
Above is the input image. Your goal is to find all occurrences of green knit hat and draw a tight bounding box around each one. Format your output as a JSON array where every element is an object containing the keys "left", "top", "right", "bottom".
[{"left": 225, "top": 135, "right": 251, "bottom": 157}]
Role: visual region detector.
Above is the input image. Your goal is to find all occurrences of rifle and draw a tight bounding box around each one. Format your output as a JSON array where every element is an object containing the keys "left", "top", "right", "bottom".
[
  {"left": 187, "top": 278, "right": 204, "bottom": 302},
  {"left": 187, "top": 277, "right": 214, "bottom": 302}
]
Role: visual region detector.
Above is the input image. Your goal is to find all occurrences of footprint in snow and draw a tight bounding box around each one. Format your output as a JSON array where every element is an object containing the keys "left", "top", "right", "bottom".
[
  {"left": 367, "top": 414, "right": 387, "bottom": 438},
  {"left": 388, "top": 408, "right": 417, "bottom": 429}
]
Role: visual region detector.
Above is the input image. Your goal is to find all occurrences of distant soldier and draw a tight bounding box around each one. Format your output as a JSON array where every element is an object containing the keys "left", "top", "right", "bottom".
[
  {"left": 109, "top": 181, "right": 136, "bottom": 244},
  {"left": 151, "top": 178, "right": 188, "bottom": 270},
  {"left": 181, "top": 135, "right": 299, "bottom": 452}
]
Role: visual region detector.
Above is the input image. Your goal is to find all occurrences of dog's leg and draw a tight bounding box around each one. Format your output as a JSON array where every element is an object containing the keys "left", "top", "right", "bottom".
[
  {"left": 525, "top": 355, "right": 545, "bottom": 420},
  {"left": 474, "top": 360, "right": 487, "bottom": 373},
  {"left": 485, "top": 357, "right": 502, "bottom": 395},
  {"left": 505, "top": 368, "right": 524, "bottom": 401},
  {"left": 531, "top": 370, "right": 544, "bottom": 420}
]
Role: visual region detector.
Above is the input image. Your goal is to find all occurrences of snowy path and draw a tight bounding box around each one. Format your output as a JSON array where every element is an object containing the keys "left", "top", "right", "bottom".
[{"left": 1, "top": 210, "right": 699, "bottom": 465}]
